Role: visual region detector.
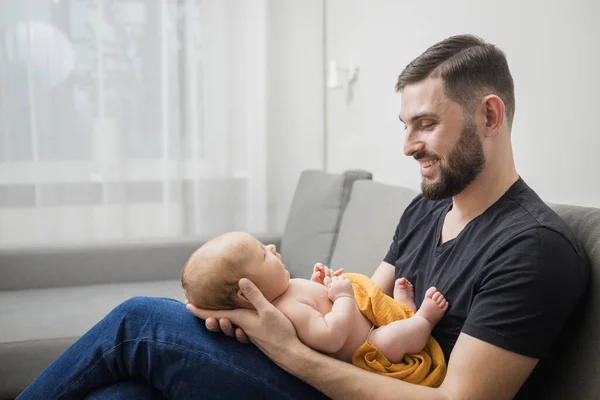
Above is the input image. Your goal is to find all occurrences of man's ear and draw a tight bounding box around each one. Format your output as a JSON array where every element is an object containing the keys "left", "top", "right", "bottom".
[{"left": 481, "top": 95, "right": 505, "bottom": 137}]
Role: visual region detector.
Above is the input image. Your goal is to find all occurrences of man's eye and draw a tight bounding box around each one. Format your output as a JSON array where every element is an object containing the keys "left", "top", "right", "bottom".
[{"left": 421, "top": 122, "right": 436, "bottom": 129}]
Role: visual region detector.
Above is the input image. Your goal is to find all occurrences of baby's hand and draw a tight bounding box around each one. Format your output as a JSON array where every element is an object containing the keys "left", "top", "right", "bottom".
[
  {"left": 311, "top": 263, "right": 344, "bottom": 285},
  {"left": 324, "top": 275, "right": 354, "bottom": 302}
]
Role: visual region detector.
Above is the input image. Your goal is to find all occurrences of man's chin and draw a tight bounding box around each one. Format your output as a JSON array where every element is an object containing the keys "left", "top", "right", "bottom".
[
  {"left": 421, "top": 177, "right": 438, "bottom": 189},
  {"left": 421, "top": 181, "right": 452, "bottom": 201}
]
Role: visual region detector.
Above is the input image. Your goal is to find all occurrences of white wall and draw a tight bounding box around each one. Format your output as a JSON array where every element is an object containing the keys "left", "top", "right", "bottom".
[
  {"left": 267, "top": 0, "right": 324, "bottom": 232},
  {"left": 325, "top": 0, "right": 600, "bottom": 207}
]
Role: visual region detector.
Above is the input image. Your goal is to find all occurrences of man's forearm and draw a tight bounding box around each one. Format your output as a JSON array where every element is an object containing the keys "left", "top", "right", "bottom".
[{"left": 279, "top": 343, "right": 450, "bottom": 400}]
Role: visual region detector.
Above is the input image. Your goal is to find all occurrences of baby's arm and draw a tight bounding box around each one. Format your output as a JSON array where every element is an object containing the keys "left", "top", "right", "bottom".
[{"left": 279, "top": 280, "right": 355, "bottom": 354}]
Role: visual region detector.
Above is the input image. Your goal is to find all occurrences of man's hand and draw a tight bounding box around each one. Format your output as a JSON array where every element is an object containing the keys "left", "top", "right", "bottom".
[
  {"left": 311, "top": 263, "right": 344, "bottom": 285},
  {"left": 184, "top": 300, "right": 250, "bottom": 344},
  {"left": 205, "top": 317, "right": 250, "bottom": 344},
  {"left": 186, "top": 278, "right": 302, "bottom": 363},
  {"left": 324, "top": 275, "right": 354, "bottom": 302}
]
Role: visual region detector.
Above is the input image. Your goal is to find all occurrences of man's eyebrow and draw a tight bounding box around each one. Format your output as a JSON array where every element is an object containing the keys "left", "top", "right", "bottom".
[{"left": 399, "top": 112, "right": 439, "bottom": 124}]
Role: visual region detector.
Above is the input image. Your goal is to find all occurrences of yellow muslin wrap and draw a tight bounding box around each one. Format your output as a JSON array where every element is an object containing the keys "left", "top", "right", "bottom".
[{"left": 344, "top": 273, "right": 447, "bottom": 387}]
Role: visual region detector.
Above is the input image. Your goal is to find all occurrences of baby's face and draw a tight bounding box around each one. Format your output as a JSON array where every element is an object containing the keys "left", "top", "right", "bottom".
[{"left": 232, "top": 233, "right": 290, "bottom": 303}]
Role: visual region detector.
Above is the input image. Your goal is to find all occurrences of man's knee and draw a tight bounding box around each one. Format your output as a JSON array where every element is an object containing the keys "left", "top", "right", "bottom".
[
  {"left": 111, "top": 296, "right": 167, "bottom": 322},
  {"left": 118, "top": 296, "right": 153, "bottom": 311}
]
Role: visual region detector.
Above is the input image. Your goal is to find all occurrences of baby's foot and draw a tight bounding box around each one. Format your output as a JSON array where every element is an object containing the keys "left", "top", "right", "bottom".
[
  {"left": 415, "top": 287, "right": 448, "bottom": 327},
  {"left": 393, "top": 277, "right": 417, "bottom": 312}
]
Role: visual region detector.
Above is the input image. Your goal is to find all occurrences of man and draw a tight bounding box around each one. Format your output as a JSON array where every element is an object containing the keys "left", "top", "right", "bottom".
[
  {"left": 189, "top": 34, "right": 590, "bottom": 399},
  {"left": 18, "top": 34, "right": 589, "bottom": 400}
]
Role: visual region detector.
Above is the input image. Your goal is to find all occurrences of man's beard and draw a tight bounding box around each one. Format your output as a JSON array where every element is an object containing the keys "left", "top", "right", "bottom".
[{"left": 421, "top": 118, "right": 485, "bottom": 200}]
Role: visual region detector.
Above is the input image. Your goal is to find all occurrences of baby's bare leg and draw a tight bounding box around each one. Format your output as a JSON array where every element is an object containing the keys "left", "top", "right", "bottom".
[
  {"left": 393, "top": 277, "right": 417, "bottom": 312},
  {"left": 368, "top": 287, "right": 448, "bottom": 363}
]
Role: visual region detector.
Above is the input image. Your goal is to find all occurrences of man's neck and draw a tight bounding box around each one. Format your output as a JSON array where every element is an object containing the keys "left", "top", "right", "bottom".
[{"left": 450, "top": 163, "right": 519, "bottom": 223}]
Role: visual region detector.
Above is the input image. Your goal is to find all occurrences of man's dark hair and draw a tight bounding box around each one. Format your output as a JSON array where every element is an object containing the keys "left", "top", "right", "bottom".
[{"left": 396, "top": 34, "right": 515, "bottom": 127}]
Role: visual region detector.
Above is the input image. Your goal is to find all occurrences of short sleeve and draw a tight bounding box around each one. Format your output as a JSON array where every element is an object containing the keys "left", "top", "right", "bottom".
[
  {"left": 462, "top": 228, "right": 588, "bottom": 359},
  {"left": 383, "top": 194, "right": 424, "bottom": 266},
  {"left": 383, "top": 218, "right": 402, "bottom": 265}
]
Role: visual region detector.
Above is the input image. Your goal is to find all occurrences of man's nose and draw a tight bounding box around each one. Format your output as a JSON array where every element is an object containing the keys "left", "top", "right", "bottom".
[
  {"left": 403, "top": 129, "right": 425, "bottom": 157},
  {"left": 267, "top": 244, "right": 277, "bottom": 254}
]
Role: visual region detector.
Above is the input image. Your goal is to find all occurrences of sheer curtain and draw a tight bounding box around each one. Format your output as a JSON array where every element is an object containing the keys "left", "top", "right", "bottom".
[{"left": 0, "top": 0, "right": 267, "bottom": 245}]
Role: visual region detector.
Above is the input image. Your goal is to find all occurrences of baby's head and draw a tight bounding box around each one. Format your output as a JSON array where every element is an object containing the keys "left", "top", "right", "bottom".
[{"left": 181, "top": 231, "right": 290, "bottom": 310}]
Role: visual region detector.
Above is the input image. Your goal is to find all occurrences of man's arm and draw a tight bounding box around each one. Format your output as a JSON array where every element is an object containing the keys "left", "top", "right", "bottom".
[
  {"left": 189, "top": 278, "right": 538, "bottom": 400},
  {"left": 277, "top": 331, "right": 538, "bottom": 400},
  {"left": 371, "top": 261, "right": 396, "bottom": 296}
]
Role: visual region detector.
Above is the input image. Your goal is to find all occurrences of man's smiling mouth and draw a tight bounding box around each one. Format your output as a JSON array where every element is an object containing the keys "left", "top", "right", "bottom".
[{"left": 420, "top": 160, "right": 438, "bottom": 168}]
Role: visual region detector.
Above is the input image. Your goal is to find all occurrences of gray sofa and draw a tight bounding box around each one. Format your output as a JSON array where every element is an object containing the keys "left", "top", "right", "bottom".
[{"left": 1, "top": 169, "right": 599, "bottom": 399}]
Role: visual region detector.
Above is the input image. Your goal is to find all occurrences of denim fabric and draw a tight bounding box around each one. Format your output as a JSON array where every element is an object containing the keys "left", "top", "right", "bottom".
[
  {"left": 17, "top": 297, "right": 327, "bottom": 400},
  {"left": 84, "top": 381, "right": 167, "bottom": 400}
]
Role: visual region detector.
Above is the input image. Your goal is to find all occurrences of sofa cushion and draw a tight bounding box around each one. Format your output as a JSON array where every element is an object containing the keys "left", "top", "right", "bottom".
[
  {"left": 330, "top": 180, "right": 418, "bottom": 276},
  {"left": 0, "top": 281, "right": 185, "bottom": 398},
  {"left": 280, "top": 170, "right": 372, "bottom": 279},
  {"left": 538, "top": 204, "right": 600, "bottom": 399}
]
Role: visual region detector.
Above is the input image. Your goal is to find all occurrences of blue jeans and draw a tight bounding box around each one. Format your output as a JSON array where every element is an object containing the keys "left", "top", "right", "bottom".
[{"left": 17, "top": 297, "right": 327, "bottom": 400}]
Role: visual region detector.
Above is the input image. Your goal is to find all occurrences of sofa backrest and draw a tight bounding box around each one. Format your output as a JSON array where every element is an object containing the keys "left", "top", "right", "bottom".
[
  {"left": 0, "top": 237, "right": 208, "bottom": 290},
  {"left": 329, "top": 180, "right": 418, "bottom": 275},
  {"left": 538, "top": 204, "right": 600, "bottom": 399},
  {"left": 280, "top": 169, "right": 372, "bottom": 279}
]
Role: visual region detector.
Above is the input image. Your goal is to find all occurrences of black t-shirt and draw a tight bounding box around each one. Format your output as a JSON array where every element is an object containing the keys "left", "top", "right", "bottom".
[{"left": 384, "top": 178, "right": 590, "bottom": 397}]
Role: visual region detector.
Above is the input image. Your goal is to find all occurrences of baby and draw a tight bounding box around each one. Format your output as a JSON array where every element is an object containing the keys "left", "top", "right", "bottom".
[{"left": 181, "top": 232, "right": 448, "bottom": 365}]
